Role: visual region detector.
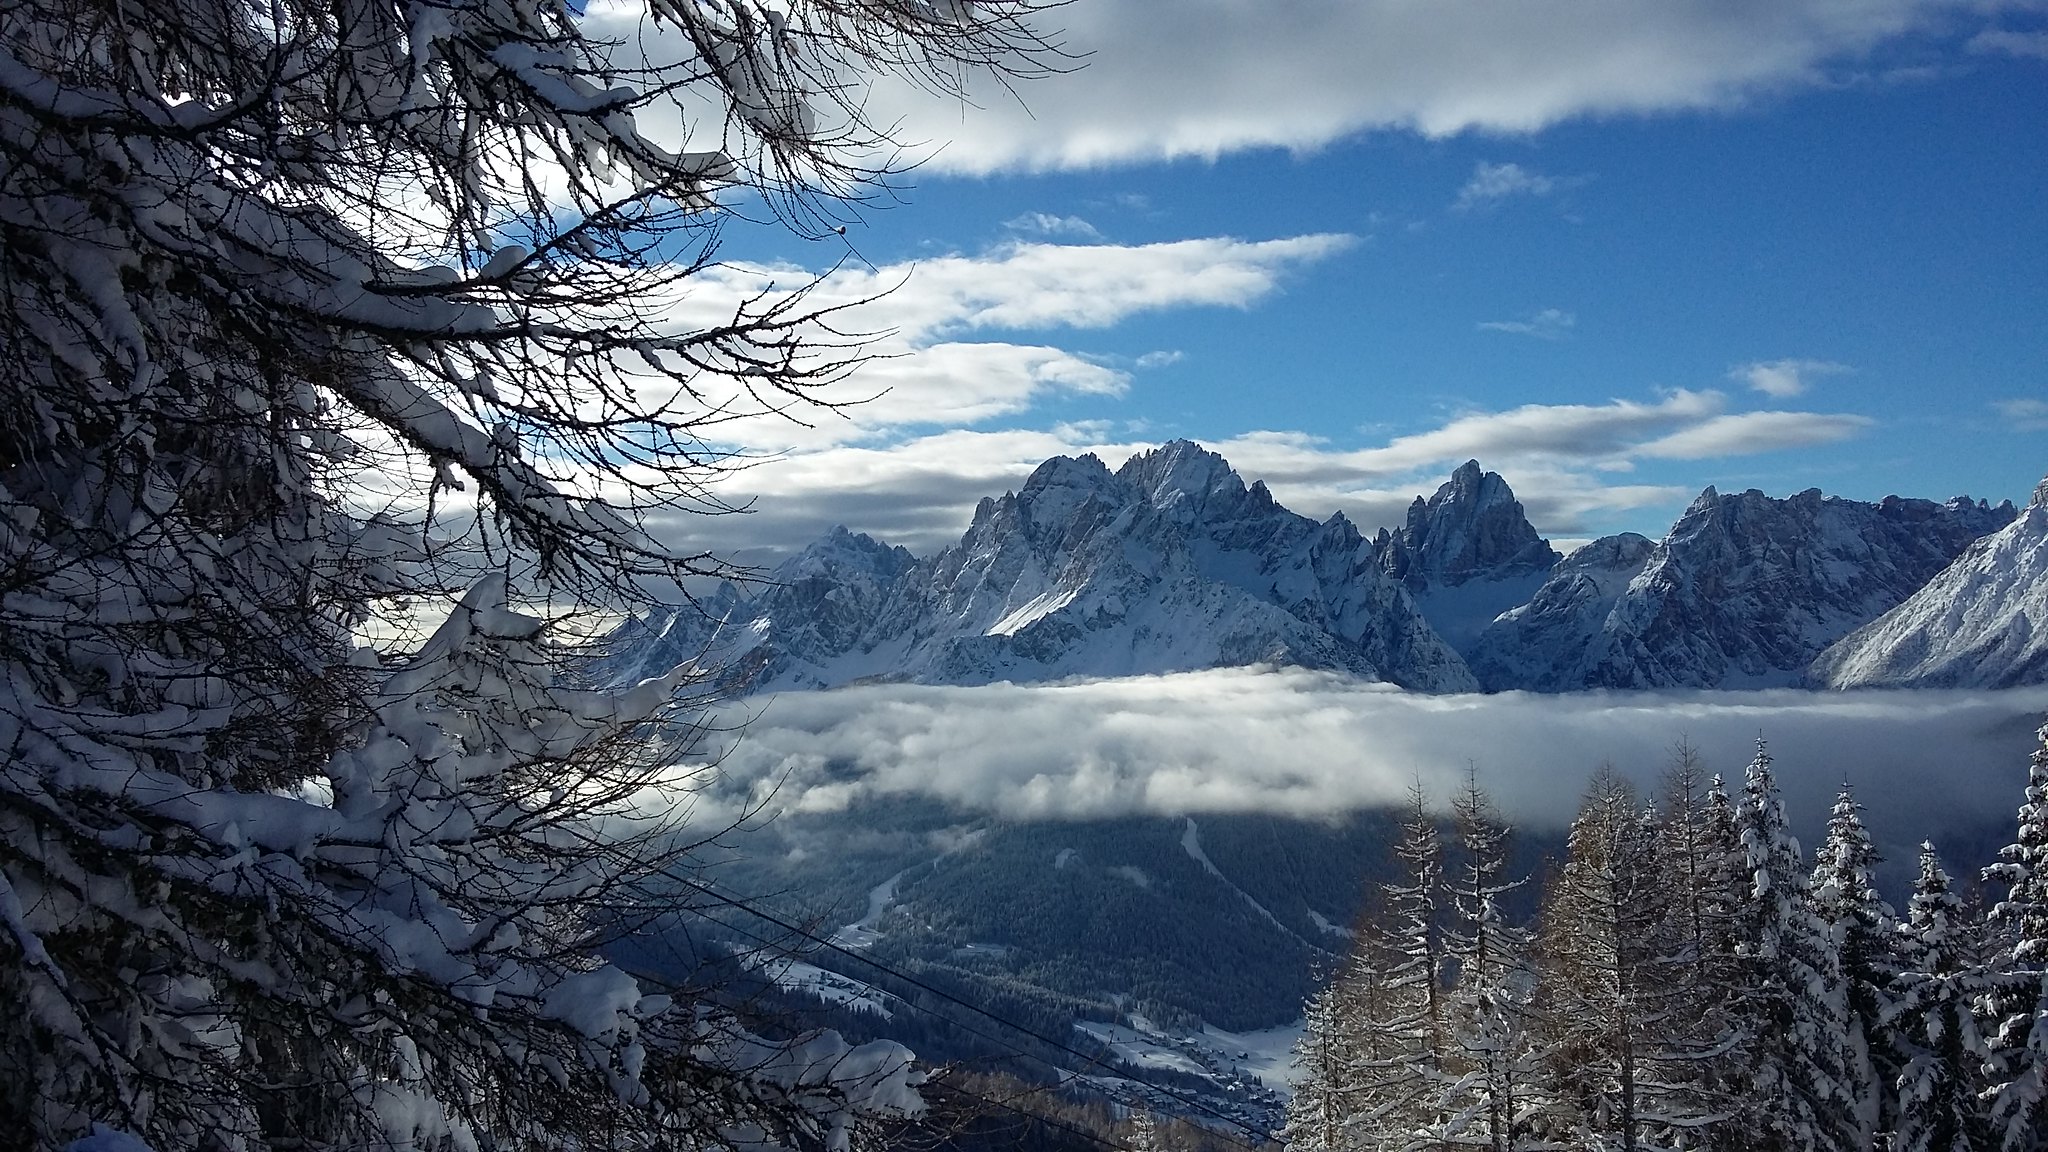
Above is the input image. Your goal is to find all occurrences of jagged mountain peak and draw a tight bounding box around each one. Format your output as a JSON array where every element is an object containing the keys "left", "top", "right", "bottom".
[
  {"left": 1017, "top": 451, "right": 1116, "bottom": 501},
  {"left": 2033, "top": 474, "right": 2048, "bottom": 509},
  {"left": 1383, "top": 461, "right": 1559, "bottom": 590},
  {"left": 1371, "top": 463, "right": 1561, "bottom": 657},
  {"left": 1564, "top": 532, "right": 1656, "bottom": 569},
  {"left": 1116, "top": 439, "right": 1244, "bottom": 506},
  {"left": 779, "top": 525, "right": 912, "bottom": 576},
  {"left": 1434, "top": 459, "right": 1515, "bottom": 512}
]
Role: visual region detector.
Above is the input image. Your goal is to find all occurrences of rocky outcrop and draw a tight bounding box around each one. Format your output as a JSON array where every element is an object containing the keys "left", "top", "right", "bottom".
[{"left": 1372, "top": 460, "right": 1559, "bottom": 653}]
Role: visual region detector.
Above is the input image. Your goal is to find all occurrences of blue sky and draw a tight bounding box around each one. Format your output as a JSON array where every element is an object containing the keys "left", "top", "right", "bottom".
[{"left": 602, "top": 0, "right": 2048, "bottom": 561}]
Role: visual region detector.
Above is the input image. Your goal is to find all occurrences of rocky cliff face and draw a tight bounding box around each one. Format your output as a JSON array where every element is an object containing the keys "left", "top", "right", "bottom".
[
  {"left": 1372, "top": 460, "right": 1559, "bottom": 653},
  {"left": 1469, "top": 488, "right": 2015, "bottom": 690},
  {"left": 1466, "top": 532, "right": 1657, "bottom": 691},
  {"left": 1810, "top": 476, "right": 2048, "bottom": 690}
]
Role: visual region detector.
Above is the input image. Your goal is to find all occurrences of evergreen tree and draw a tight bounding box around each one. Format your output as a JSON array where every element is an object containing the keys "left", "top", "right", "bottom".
[
  {"left": 1729, "top": 738, "right": 1858, "bottom": 1152},
  {"left": 1809, "top": 784, "right": 1901, "bottom": 1144},
  {"left": 1982, "top": 722, "right": 2048, "bottom": 1149},
  {"left": 1889, "top": 842, "right": 1992, "bottom": 1152}
]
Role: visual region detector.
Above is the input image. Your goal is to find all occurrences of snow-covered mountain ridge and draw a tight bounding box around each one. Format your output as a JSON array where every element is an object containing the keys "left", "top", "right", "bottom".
[
  {"left": 606, "top": 442, "right": 1503, "bottom": 692},
  {"left": 1470, "top": 485, "right": 2015, "bottom": 690},
  {"left": 600, "top": 444, "right": 2025, "bottom": 693},
  {"left": 1810, "top": 474, "right": 2048, "bottom": 690}
]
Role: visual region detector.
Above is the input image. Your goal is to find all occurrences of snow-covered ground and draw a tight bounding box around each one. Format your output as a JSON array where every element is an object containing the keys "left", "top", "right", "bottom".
[
  {"left": 1077, "top": 1014, "right": 1306, "bottom": 1096},
  {"left": 753, "top": 958, "right": 895, "bottom": 1017},
  {"left": 829, "top": 870, "right": 904, "bottom": 949},
  {"left": 1202, "top": 1020, "right": 1309, "bottom": 1092},
  {"left": 1075, "top": 1020, "right": 1214, "bottom": 1080}
]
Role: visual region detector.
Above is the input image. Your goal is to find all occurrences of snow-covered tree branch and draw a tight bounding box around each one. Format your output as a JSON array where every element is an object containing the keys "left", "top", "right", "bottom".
[{"left": 0, "top": 0, "right": 1062, "bottom": 1146}]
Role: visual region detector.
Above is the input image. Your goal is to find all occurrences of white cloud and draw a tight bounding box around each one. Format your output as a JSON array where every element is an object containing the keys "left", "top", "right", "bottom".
[
  {"left": 1454, "top": 161, "right": 1565, "bottom": 209},
  {"left": 1968, "top": 28, "right": 2048, "bottom": 58},
  {"left": 735, "top": 234, "right": 1354, "bottom": 339},
  {"left": 631, "top": 234, "right": 1351, "bottom": 454},
  {"left": 694, "top": 674, "right": 2048, "bottom": 856},
  {"left": 1298, "top": 391, "right": 1721, "bottom": 473},
  {"left": 1732, "top": 358, "right": 1853, "bottom": 397},
  {"left": 1004, "top": 212, "right": 1105, "bottom": 240},
  {"left": 850, "top": 0, "right": 2014, "bottom": 174},
  {"left": 1994, "top": 398, "right": 2048, "bottom": 431},
  {"left": 1478, "top": 308, "right": 1576, "bottom": 340},
  {"left": 1637, "top": 411, "right": 1876, "bottom": 459}
]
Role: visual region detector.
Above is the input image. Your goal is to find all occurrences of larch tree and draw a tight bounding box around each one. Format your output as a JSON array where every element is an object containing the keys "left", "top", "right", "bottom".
[
  {"left": 1438, "top": 771, "right": 1533, "bottom": 1152},
  {"left": 1340, "top": 782, "right": 1453, "bottom": 1150},
  {"left": 1286, "top": 981, "right": 1357, "bottom": 1152},
  {"left": 0, "top": 0, "right": 1059, "bottom": 1147},
  {"left": 1530, "top": 767, "right": 1711, "bottom": 1151},
  {"left": 1654, "top": 755, "right": 1752, "bottom": 1145}
]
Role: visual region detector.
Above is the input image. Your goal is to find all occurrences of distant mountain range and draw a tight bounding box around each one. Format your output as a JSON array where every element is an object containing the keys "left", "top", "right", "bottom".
[
  {"left": 602, "top": 441, "right": 2038, "bottom": 694},
  {"left": 1810, "top": 476, "right": 2048, "bottom": 690}
]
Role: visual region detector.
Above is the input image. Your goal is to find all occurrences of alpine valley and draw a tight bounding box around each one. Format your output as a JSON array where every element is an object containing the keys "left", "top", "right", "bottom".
[{"left": 603, "top": 442, "right": 2048, "bottom": 1136}]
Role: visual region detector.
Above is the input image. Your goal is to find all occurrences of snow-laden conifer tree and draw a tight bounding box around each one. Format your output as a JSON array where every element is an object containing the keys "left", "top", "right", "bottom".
[
  {"left": 1808, "top": 785, "right": 1901, "bottom": 1144},
  {"left": 1294, "top": 784, "right": 1454, "bottom": 1152},
  {"left": 1889, "top": 842, "right": 1992, "bottom": 1152},
  {"left": 0, "top": 0, "right": 1058, "bottom": 1145},
  {"left": 1287, "top": 839, "right": 1457, "bottom": 1152},
  {"left": 1981, "top": 722, "right": 2048, "bottom": 1149},
  {"left": 1729, "top": 739, "right": 1858, "bottom": 1152},
  {"left": 1377, "top": 783, "right": 1451, "bottom": 1146}
]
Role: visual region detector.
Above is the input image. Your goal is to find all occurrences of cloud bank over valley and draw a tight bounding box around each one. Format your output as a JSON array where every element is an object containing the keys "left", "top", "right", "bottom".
[{"left": 691, "top": 672, "right": 2048, "bottom": 865}]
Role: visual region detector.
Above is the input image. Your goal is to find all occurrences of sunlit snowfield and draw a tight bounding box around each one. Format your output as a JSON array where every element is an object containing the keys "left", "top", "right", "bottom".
[{"left": 694, "top": 673, "right": 2048, "bottom": 861}]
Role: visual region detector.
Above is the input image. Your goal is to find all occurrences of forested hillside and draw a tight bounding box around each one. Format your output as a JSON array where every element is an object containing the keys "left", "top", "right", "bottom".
[{"left": 1286, "top": 728, "right": 2048, "bottom": 1151}]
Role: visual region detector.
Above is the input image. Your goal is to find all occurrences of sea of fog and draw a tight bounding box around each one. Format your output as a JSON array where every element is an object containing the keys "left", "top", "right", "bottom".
[{"left": 684, "top": 670, "right": 2048, "bottom": 875}]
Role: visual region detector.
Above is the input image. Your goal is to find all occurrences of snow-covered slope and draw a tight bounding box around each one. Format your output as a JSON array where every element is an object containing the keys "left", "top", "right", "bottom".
[
  {"left": 1466, "top": 532, "right": 1656, "bottom": 691},
  {"left": 1469, "top": 488, "right": 2015, "bottom": 691},
  {"left": 1809, "top": 476, "right": 2048, "bottom": 689},
  {"left": 1372, "top": 460, "right": 1559, "bottom": 653},
  {"left": 594, "top": 527, "right": 915, "bottom": 691},
  {"left": 608, "top": 442, "right": 1477, "bottom": 693}
]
